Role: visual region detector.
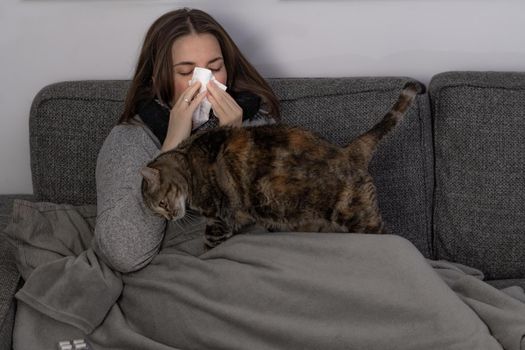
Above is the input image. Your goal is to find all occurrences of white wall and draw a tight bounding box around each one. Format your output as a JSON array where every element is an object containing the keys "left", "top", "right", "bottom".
[{"left": 1, "top": 0, "right": 524, "bottom": 194}]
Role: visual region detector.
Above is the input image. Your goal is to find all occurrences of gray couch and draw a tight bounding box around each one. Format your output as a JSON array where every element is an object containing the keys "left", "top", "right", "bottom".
[{"left": 1, "top": 71, "right": 524, "bottom": 349}]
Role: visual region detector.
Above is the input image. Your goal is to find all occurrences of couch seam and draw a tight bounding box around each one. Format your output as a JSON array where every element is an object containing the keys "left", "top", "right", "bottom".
[{"left": 416, "top": 95, "right": 434, "bottom": 259}]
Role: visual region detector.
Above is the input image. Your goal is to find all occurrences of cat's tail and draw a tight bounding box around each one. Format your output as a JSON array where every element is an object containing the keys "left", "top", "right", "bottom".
[{"left": 345, "top": 81, "right": 425, "bottom": 168}]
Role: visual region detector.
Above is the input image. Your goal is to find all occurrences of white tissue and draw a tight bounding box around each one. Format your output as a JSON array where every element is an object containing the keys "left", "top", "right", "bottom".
[{"left": 188, "top": 67, "right": 227, "bottom": 129}]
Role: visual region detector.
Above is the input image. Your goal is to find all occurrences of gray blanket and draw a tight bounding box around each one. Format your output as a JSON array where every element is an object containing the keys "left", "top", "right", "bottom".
[{"left": 3, "top": 200, "right": 525, "bottom": 350}]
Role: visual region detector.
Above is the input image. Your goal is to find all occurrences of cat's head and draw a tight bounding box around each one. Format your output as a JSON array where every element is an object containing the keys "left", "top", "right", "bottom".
[{"left": 140, "top": 158, "right": 189, "bottom": 221}]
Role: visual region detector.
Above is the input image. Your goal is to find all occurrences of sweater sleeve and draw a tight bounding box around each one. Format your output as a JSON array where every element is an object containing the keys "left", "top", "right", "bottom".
[{"left": 93, "top": 124, "right": 165, "bottom": 273}]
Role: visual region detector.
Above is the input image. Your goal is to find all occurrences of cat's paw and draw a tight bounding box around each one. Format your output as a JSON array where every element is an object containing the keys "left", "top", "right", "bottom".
[
  {"left": 204, "top": 221, "right": 233, "bottom": 249},
  {"left": 203, "top": 237, "right": 223, "bottom": 250}
]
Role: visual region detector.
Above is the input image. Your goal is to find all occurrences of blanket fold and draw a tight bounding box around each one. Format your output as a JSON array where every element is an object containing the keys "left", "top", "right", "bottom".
[
  {"left": 431, "top": 260, "right": 525, "bottom": 350},
  {"left": 3, "top": 200, "right": 121, "bottom": 334},
  {"left": 3, "top": 199, "right": 525, "bottom": 350},
  {"left": 14, "top": 248, "right": 122, "bottom": 333}
]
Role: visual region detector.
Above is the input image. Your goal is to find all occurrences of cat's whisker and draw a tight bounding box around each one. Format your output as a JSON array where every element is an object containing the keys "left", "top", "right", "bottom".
[
  {"left": 174, "top": 220, "right": 185, "bottom": 231},
  {"left": 186, "top": 212, "right": 199, "bottom": 223},
  {"left": 180, "top": 210, "right": 199, "bottom": 224}
]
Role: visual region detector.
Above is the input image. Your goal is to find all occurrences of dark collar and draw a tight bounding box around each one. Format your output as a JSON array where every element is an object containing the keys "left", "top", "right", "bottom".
[{"left": 137, "top": 99, "right": 170, "bottom": 144}]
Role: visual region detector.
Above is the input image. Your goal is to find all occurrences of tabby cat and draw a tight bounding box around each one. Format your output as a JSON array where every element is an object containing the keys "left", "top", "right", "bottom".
[{"left": 141, "top": 82, "right": 423, "bottom": 249}]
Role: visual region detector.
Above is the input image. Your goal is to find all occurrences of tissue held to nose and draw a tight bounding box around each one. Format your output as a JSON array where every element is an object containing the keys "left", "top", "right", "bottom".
[{"left": 189, "top": 67, "right": 227, "bottom": 129}]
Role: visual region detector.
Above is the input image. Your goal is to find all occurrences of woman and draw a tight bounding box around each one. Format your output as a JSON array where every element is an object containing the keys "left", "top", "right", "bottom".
[{"left": 93, "top": 8, "right": 280, "bottom": 273}]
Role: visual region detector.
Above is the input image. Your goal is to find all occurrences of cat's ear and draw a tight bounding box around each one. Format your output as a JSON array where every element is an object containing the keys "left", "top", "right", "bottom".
[{"left": 140, "top": 166, "right": 160, "bottom": 187}]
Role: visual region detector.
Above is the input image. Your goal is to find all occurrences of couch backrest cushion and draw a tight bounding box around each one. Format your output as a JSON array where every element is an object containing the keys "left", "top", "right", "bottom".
[
  {"left": 429, "top": 71, "right": 525, "bottom": 280},
  {"left": 29, "top": 81, "right": 128, "bottom": 206},
  {"left": 30, "top": 77, "right": 434, "bottom": 257}
]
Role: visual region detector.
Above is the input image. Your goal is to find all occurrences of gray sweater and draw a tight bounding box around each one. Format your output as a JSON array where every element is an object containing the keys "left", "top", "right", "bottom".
[
  {"left": 93, "top": 118, "right": 166, "bottom": 273},
  {"left": 93, "top": 114, "right": 274, "bottom": 273}
]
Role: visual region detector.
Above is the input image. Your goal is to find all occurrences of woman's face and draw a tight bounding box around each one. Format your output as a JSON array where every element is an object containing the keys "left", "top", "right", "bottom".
[{"left": 170, "top": 33, "right": 227, "bottom": 105}]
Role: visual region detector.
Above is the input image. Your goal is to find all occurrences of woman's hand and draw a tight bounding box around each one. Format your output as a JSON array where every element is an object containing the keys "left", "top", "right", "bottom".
[
  {"left": 207, "top": 80, "right": 243, "bottom": 127},
  {"left": 161, "top": 81, "right": 207, "bottom": 152}
]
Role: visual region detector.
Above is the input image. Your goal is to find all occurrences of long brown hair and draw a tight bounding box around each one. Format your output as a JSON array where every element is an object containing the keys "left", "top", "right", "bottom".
[{"left": 119, "top": 8, "right": 280, "bottom": 124}]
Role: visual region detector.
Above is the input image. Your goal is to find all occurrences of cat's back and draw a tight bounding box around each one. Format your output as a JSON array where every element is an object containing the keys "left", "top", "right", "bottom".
[
  {"left": 239, "top": 124, "right": 337, "bottom": 155},
  {"left": 218, "top": 124, "right": 351, "bottom": 176},
  {"left": 189, "top": 124, "right": 333, "bottom": 152},
  {"left": 187, "top": 124, "right": 349, "bottom": 172}
]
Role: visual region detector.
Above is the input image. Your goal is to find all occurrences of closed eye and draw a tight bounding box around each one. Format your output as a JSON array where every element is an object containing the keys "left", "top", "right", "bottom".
[{"left": 178, "top": 66, "right": 221, "bottom": 76}]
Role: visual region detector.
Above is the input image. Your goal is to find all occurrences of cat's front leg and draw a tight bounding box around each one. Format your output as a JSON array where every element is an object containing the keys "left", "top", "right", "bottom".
[{"left": 204, "top": 217, "right": 234, "bottom": 250}]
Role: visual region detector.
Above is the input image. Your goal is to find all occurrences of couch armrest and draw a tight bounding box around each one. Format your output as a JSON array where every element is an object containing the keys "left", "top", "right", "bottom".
[
  {"left": 0, "top": 194, "right": 34, "bottom": 231},
  {"left": 0, "top": 194, "right": 34, "bottom": 350}
]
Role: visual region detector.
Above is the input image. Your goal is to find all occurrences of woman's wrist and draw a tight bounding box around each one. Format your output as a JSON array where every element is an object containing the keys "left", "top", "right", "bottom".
[
  {"left": 161, "top": 129, "right": 189, "bottom": 151},
  {"left": 161, "top": 116, "right": 192, "bottom": 152}
]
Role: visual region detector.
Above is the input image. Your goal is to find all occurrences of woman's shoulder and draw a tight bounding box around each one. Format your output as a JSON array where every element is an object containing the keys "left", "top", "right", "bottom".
[{"left": 101, "top": 116, "right": 160, "bottom": 157}]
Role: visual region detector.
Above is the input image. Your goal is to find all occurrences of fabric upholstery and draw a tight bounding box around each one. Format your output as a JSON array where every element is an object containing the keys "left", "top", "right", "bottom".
[
  {"left": 0, "top": 195, "right": 34, "bottom": 230},
  {"left": 0, "top": 229, "right": 18, "bottom": 350},
  {"left": 430, "top": 71, "right": 525, "bottom": 280},
  {"left": 0, "top": 240, "right": 17, "bottom": 350},
  {"left": 0, "top": 195, "right": 33, "bottom": 350},
  {"left": 0, "top": 301, "right": 15, "bottom": 350},
  {"left": 29, "top": 81, "right": 127, "bottom": 206},
  {"left": 29, "top": 78, "right": 434, "bottom": 257}
]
